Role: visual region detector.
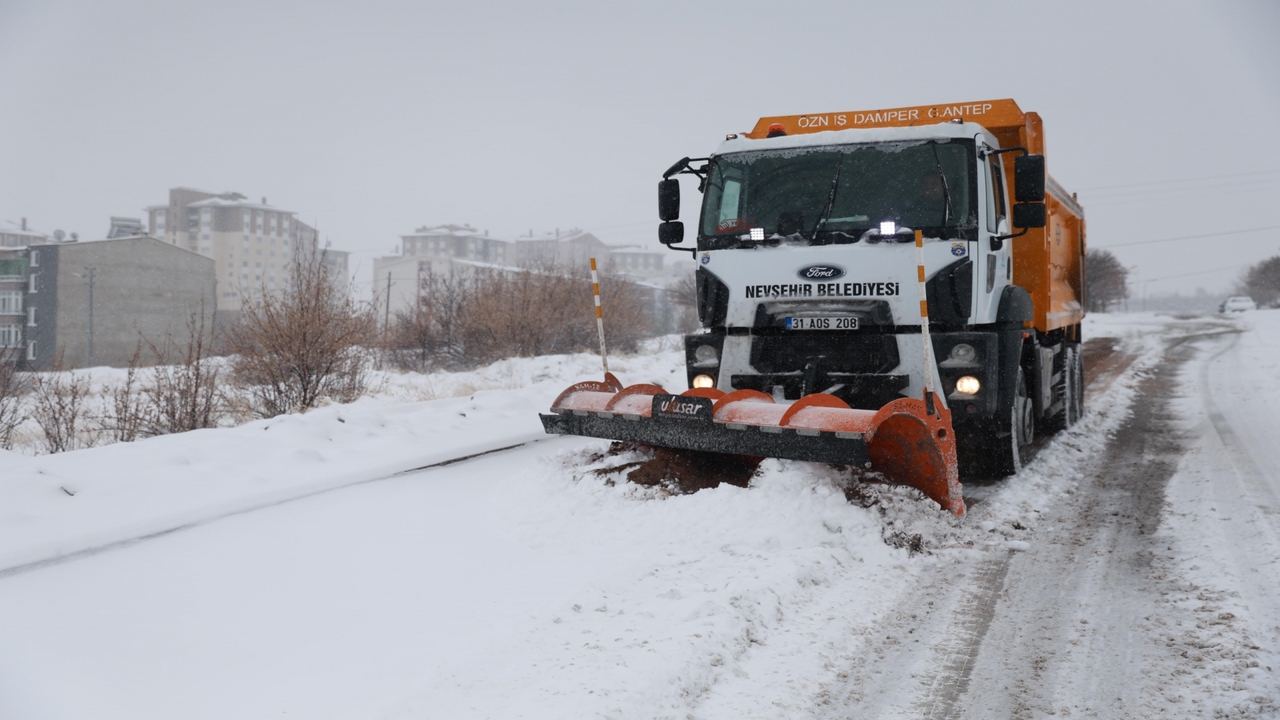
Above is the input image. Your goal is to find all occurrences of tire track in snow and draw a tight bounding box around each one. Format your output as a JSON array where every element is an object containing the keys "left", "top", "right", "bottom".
[
  {"left": 927, "top": 327, "right": 1241, "bottom": 719},
  {"left": 1200, "top": 330, "right": 1280, "bottom": 513},
  {"left": 0, "top": 437, "right": 553, "bottom": 581},
  {"left": 853, "top": 326, "right": 1231, "bottom": 719},
  {"left": 904, "top": 335, "right": 1151, "bottom": 718},
  {"left": 912, "top": 552, "right": 1013, "bottom": 720}
]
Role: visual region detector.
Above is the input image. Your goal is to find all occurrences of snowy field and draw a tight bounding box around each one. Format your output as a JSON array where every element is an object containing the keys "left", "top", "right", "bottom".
[{"left": 1, "top": 311, "right": 1278, "bottom": 718}]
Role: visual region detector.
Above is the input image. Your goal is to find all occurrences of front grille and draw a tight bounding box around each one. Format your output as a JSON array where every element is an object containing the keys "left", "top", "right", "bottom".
[{"left": 749, "top": 333, "right": 899, "bottom": 374}]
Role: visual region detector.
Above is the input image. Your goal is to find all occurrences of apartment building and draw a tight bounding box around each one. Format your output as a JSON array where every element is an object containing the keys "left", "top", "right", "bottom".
[
  {"left": 321, "top": 247, "right": 350, "bottom": 288},
  {"left": 605, "top": 246, "right": 665, "bottom": 279},
  {"left": 508, "top": 228, "right": 612, "bottom": 268},
  {"left": 373, "top": 224, "right": 673, "bottom": 322},
  {"left": 0, "top": 251, "right": 27, "bottom": 363},
  {"left": 399, "top": 224, "right": 507, "bottom": 265},
  {"left": 144, "top": 188, "right": 326, "bottom": 318},
  {"left": 1, "top": 218, "right": 51, "bottom": 248},
  {"left": 22, "top": 237, "right": 215, "bottom": 370}
]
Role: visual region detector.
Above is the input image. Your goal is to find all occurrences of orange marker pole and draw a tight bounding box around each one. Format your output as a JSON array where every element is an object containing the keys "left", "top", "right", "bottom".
[
  {"left": 914, "top": 230, "right": 936, "bottom": 415},
  {"left": 590, "top": 257, "right": 609, "bottom": 377}
]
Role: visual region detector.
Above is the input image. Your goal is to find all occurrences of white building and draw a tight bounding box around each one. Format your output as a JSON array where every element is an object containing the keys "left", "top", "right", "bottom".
[
  {"left": 1, "top": 218, "right": 51, "bottom": 248},
  {"left": 374, "top": 224, "right": 673, "bottom": 323},
  {"left": 144, "top": 188, "right": 332, "bottom": 316}
]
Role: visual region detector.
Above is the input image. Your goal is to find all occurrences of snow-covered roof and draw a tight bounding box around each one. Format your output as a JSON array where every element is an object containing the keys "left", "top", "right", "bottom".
[
  {"left": 511, "top": 228, "right": 599, "bottom": 245},
  {"left": 0, "top": 219, "right": 50, "bottom": 239},
  {"left": 402, "top": 224, "right": 495, "bottom": 240},
  {"left": 187, "top": 197, "right": 294, "bottom": 213},
  {"left": 608, "top": 245, "right": 662, "bottom": 255}
]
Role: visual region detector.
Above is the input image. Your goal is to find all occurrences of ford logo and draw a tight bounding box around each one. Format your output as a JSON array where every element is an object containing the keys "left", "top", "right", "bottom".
[{"left": 798, "top": 264, "right": 845, "bottom": 280}]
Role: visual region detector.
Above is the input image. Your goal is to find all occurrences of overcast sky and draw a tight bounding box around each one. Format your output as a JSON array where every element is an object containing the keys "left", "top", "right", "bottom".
[{"left": 2, "top": 0, "right": 1278, "bottom": 297}]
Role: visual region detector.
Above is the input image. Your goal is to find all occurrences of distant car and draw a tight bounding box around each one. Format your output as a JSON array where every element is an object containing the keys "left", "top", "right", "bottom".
[{"left": 1220, "top": 296, "right": 1257, "bottom": 313}]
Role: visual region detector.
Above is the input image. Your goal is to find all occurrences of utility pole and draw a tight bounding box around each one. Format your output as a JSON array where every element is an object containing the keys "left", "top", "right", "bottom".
[
  {"left": 385, "top": 271, "right": 392, "bottom": 331},
  {"left": 86, "top": 266, "right": 96, "bottom": 367}
]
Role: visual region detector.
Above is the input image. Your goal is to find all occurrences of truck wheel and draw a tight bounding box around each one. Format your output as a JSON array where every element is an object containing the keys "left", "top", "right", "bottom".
[
  {"left": 994, "top": 367, "right": 1034, "bottom": 476},
  {"left": 1060, "top": 343, "right": 1083, "bottom": 427},
  {"left": 1041, "top": 343, "right": 1081, "bottom": 433},
  {"left": 1071, "top": 344, "right": 1086, "bottom": 420}
]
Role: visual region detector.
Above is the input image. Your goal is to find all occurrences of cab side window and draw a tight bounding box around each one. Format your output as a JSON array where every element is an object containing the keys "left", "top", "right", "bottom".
[{"left": 985, "top": 155, "right": 1007, "bottom": 233}]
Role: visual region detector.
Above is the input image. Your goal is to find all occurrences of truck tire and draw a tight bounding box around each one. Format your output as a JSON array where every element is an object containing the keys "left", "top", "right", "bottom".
[
  {"left": 1071, "top": 344, "right": 1085, "bottom": 420},
  {"left": 1042, "top": 342, "right": 1082, "bottom": 433},
  {"left": 994, "top": 366, "right": 1035, "bottom": 476}
]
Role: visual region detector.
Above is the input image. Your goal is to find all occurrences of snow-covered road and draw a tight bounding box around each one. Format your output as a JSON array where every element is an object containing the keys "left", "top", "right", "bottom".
[{"left": 2, "top": 312, "right": 1278, "bottom": 718}]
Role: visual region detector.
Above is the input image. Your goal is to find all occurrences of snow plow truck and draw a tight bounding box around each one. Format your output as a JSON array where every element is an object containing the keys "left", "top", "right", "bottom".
[{"left": 541, "top": 99, "right": 1086, "bottom": 516}]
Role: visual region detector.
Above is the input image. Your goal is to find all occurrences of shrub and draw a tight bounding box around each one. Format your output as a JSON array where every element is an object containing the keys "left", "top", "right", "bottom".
[
  {"left": 30, "top": 355, "right": 93, "bottom": 454},
  {"left": 385, "top": 261, "right": 652, "bottom": 370},
  {"left": 0, "top": 354, "right": 28, "bottom": 449},
  {"left": 228, "top": 250, "right": 375, "bottom": 418}
]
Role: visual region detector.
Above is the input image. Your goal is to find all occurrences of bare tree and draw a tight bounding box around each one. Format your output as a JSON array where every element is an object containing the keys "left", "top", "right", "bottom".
[
  {"left": 228, "top": 250, "right": 376, "bottom": 417},
  {"left": 140, "top": 311, "right": 223, "bottom": 435},
  {"left": 458, "top": 262, "right": 652, "bottom": 365},
  {"left": 30, "top": 354, "right": 93, "bottom": 454},
  {"left": 1085, "top": 250, "right": 1130, "bottom": 312},
  {"left": 0, "top": 354, "right": 29, "bottom": 449},
  {"left": 385, "top": 268, "right": 476, "bottom": 371},
  {"left": 102, "top": 344, "right": 147, "bottom": 443},
  {"left": 382, "top": 261, "right": 653, "bottom": 371},
  {"left": 1238, "top": 255, "right": 1280, "bottom": 307}
]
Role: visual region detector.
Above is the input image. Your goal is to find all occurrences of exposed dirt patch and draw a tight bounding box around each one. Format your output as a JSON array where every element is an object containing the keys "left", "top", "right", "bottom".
[
  {"left": 1082, "top": 335, "right": 1140, "bottom": 401},
  {"left": 591, "top": 442, "right": 761, "bottom": 493}
]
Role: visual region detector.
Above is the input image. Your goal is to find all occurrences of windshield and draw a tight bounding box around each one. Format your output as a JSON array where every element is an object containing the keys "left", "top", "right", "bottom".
[{"left": 699, "top": 140, "right": 977, "bottom": 250}]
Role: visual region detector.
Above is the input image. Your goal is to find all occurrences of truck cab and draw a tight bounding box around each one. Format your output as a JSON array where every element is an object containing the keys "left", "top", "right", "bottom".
[{"left": 662, "top": 100, "right": 1086, "bottom": 475}]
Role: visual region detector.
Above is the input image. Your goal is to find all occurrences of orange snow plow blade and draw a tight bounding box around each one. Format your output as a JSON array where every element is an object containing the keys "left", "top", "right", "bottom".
[{"left": 540, "top": 379, "right": 964, "bottom": 515}]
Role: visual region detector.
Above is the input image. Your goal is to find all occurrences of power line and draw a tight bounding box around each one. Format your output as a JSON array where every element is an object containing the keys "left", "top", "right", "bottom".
[
  {"left": 1143, "top": 263, "right": 1249, "bottom": 283},
  {"left": 1085, "top": 177, "right": 1280, "bottom": 205},
  {"left": 1079, "top": 168, "right": 1280, "bottom": 193},
  {"left": 1098, "top": 225, "right": 1280, "bottom": 249}
]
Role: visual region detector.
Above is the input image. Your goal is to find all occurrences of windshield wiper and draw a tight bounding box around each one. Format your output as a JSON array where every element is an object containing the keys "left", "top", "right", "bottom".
[
  {"left": 810, "top": 154, "right": 845, "bottom": 243},
  {"left": 931, "top": 142, "right": 954, "bottom": 227}
]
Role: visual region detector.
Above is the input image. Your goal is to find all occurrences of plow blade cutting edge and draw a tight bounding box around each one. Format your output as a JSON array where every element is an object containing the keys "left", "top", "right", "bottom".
[{"left": 540, "top": 373, "right": 965, "bottom": 515}]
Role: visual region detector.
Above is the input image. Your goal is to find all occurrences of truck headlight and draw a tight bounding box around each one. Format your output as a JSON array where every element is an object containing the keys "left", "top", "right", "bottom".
[
  {"left": 692, "top": 374, "right": 716, "bottom": 389},
  {"left": 949, "top": 343, "right": 977, "bottom": 363},
  {"left": 955, "top": 376, "right": 981, "bottom": 395}
]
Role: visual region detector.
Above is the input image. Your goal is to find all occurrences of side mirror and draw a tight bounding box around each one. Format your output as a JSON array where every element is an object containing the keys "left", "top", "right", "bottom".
[
  {"left": 1014, "top": 154, "right": 1045, "bottom": 202},
  {"left": 1013, "top": 202, "right": 1046, "bottom": 229},
  {"left": 658, "top": 221, "right": 684, "bottom": 246},
  {"left": 659, "top": 179, "right": 681, "bottom": 222}
]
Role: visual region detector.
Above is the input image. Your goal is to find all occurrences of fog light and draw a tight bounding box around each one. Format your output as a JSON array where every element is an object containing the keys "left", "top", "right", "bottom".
[
  {"left": 694, "top": 344, "right": 718, "bottom": 364},
  {"left": 949, "top": 343, "right": 977, "bottom": 363},
  {"left": 955, "top": 375, "right": 981, "bottom": 395},
  {"left": 692, "top": 374, "right": 716, "bottom": 389}
]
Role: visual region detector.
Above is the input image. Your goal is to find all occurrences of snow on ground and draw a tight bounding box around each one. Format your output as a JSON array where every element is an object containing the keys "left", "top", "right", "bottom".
[
  {"left": 0, "top": 346, "right": 688, "bottom": 573},
  {"left": 2, "top": 312, "right": 1272, "bottom": 718},
  {"left": 1153, "top": 308, "right": 1280, "bottom": 713}
]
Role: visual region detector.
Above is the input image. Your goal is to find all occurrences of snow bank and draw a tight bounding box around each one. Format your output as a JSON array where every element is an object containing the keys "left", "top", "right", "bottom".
[{"left": 0, "top": 348, "right": 688, "bottom": 573}]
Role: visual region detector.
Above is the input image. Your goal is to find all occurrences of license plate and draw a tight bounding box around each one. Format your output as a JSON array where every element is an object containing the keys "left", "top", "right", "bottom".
[{"left": 785, "top": 316, "right": 859, "bottom": 330}]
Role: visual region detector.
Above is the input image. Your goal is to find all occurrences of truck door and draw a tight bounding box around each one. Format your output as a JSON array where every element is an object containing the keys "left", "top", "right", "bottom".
[{"left": 975, "top": 149, "right": 1011, "bottom": 324}]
